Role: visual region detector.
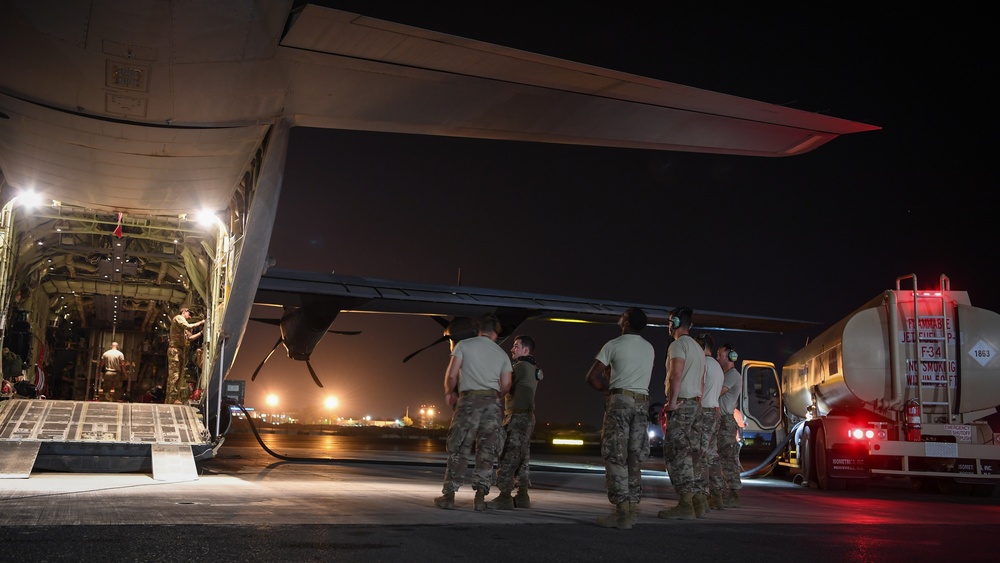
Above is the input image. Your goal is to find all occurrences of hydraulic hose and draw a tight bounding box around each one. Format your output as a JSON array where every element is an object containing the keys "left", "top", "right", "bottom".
[
  {"left": 233, "top": 403, "right": 441, "bottom": 467},
  {"left": 740, "top": 420, "right": 803, "bottom": 479},
  {"left": 230, "top": 403, "right": 614, "bottom": 474}
]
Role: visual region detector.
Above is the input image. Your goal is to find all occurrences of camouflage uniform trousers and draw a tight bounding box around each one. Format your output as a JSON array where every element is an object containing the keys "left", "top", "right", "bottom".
[
  {"left": 165, "top": 346, "right": 183, "bottom": 404},
  {"left": 663, "top": 398, "right": 702, "bottom": 495},
  {"left": 495, "top": 412, "right": 535, "bottom": 493},
  {"left": 701, "top": 408, "right": 723, "bottom": 497},
  {"left": 441, "top": 394, "right": 505, "bottom": 495},
  {"left": 718, "top": 413, "right": 743, "bottom": 491},
  {"left": 101, "top": 370, "right": 123, "bottom": 402},
  {"left": 600, "top": 394, "right": 650, "bottom": 505}
]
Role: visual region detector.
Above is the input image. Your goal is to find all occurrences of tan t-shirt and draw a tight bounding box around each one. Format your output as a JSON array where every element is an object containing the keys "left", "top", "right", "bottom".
[
  {"left": 452, "top": 336, "right": 512, "bottom": 392},
  {"left": 702, "top": 356, "right": 724, "bottom": 408},
  {"left": 666, "top": 334, "right": 705, "bottom": 399},
  {"left": 101, "top": 349, "right": 125, "bottom": 372},
  {"left": 595, "top": 333, "right": 654, "bottom": 393}
]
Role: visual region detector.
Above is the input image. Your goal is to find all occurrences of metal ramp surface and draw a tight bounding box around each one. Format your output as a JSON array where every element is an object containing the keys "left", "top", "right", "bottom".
[{"left": 0, "top": 399, "right": 208, "bottom": 480}]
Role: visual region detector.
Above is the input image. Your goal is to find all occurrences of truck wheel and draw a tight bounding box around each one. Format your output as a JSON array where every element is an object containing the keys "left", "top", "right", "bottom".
[
  {"left": 798, "top": 425, "right": 814, "bottom": 487},
  {"left": 815, "top": 426, "right": 846, "bottom": 490},
  {"left": 934, "top": 477, "right": 971, "bottom": 496}
]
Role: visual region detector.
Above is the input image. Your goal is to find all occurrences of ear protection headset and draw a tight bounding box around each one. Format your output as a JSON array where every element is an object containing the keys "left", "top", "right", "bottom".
[
  {"left": 668, "top": 307, "right": 691, "bottom": 330},
  {"left": 723, "top": 345, "right": 738, "bottom": 363}
]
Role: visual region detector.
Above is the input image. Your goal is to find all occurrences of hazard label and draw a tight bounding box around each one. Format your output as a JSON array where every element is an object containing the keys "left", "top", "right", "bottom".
[{"left": 968, "top": 340, "right": 997, "bottom": 367}]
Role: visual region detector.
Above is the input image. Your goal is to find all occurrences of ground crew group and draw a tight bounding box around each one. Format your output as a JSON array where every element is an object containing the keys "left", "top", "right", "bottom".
[{"left": 432, "top": 308, "right": 743, "bottom": 528}]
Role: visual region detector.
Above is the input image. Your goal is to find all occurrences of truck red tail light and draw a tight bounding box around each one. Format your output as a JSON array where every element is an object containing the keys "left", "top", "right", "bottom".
[{"left": 849, "top": 428, "right": 875, "bottom": 440}]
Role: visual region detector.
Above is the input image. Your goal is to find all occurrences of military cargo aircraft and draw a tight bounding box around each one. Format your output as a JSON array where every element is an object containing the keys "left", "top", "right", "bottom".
[{"left": 0, "top": 1, "right": 877, "bottom": 479}]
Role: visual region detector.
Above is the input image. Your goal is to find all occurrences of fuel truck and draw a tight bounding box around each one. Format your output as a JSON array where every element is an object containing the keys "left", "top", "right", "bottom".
[{"left": 741, "top": 274, "right": 1000, "bottom": 494}]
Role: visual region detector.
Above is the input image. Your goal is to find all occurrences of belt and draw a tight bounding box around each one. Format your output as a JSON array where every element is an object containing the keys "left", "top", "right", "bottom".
[
  {"left": 509, "top": 408, "right": 534, "bottom": 414},
  {"left": 702, "top": 406, "right": 719, "bottom": 412},
  {"left": 460, "top": 389, "right": 497, "bottom": 397},
  {"left": 610, "top": 389, "right": 648, "bottom": 401},
  {"left": 677, "top": 397, "right": 700, "bottom": 403}
]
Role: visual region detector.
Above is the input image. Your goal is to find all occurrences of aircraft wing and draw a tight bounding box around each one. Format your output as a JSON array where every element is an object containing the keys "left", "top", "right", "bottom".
[
  {"left": 0, "top": 2, "right": 881, "bottom": 218},
  {"left": 279, "top": 5, "right": 879, "bottom": 157},
  {"left": 255, "top": 267, "right": 814, "bottom": 334}
]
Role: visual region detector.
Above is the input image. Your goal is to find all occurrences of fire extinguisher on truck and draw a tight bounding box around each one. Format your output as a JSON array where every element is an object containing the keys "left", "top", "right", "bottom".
[{"left": 905, "top": 399, "right": 921, "bottom": 442}]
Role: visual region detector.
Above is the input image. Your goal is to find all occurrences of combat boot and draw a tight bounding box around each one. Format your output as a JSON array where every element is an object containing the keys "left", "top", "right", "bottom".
[
  {"left": 474, "top": 489, "right": 487, "bottom": 512},
  {"left": 657, "top": 493, "right": 695, "bottom": 520},
  {"left": 513, "top": 487, "right": 531, "bottom": 508},
  {"left": 692, "top": 493, "right": 708, "bottom": 518},
  {"left": 594, "top": 501, "right": 633, "bottom": 529},
  {"left": 724, "top": 490, "right": 741, "bottom": 508},
  {"left": 486, "top": 491, "right": 515, "bottom": 510},
  {"left": 433, "top": 491, "right": 455, "bottom": 510},
  {"left": 708, "top": 492, "right": 725, "bottom": 510}
]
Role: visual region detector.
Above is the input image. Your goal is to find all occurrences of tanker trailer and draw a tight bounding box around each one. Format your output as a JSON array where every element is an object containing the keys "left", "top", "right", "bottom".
[{"left": 776, "top": 274, "right": 1000, "bottom": 493}]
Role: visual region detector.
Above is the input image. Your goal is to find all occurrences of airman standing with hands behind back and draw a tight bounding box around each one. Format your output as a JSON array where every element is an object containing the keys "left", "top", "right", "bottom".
[
  {"left": 717, "top": 342, "right": 744, "bottom": 507},
  {"left": 434, "top": 313, "right": 512, "bottom": 511},
  {"left": 98, "top": 341, "right": 129, "bottom": 402},
  {"left": 585, "top": 307, "right": 654, "bottom": 529},
  {"left": 696, "top": 332, "right": 725, "bottom": 512},
  {"left": 659, "top": 306, "right": 706, "bottom": 520}
]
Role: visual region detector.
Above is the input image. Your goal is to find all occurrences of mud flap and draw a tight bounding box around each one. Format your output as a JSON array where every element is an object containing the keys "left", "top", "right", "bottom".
[
  {"left": 151, "top": 444, "right": 198, "bottom": 482},
  {"left": 0, "top": 441, "right": 40, "bottom": 478}
]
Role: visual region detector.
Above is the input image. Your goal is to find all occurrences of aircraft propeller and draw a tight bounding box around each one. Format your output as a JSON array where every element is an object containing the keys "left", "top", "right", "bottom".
[
  {"left": 402, "top": 316, "right": 476, "bottom": 363},
  {"left": 248, "top": 298, "right": 360, "bottom": 387},
  {"left": 401, "top": 311, "right": 531, "bottom": 363}
]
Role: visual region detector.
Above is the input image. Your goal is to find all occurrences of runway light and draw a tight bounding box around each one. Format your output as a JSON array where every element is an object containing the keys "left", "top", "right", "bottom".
[{"left": 552, "top": 438, "right": 584, "bottom": 446}]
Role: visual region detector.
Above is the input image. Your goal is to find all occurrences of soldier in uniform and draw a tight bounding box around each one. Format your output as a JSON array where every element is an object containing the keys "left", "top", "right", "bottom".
[
  {"left": 487, "top": 335, "right": 541, "bottom": 509},
  {"left": 659, "top": 306, "right": 707, "bottom": 520},
  {"left": 434, "top": 314, "right": 512, "bottom": 511},
  {"left": 2, "top": 347, "right": 23, "bottom": 382},
  {"left": 716, "top": 342, "right": 743, "bottom": 507},
  {"left": 696, "top": 333, "right": 725, "bottom": 513},
  {"left": 98, "top": 341, "right": 129, "bottom": 401},
  {"left": 166, "top": 307, "right": 204, "bottom": 404},
  {"left": 585, "top": 307, "right": 654, "bottom": 529}
]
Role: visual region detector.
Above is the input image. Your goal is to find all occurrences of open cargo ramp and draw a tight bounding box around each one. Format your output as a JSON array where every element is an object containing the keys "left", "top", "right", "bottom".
[{"left": 0, "top": 399, "right": 211, "bottom": 481}]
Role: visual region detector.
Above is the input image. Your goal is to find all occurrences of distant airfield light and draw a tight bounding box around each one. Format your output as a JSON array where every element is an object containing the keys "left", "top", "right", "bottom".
[
  {"left": 266, "top": 394, "right": 279, "bottom": 407},
  {"left": 324, "top": 396, "right": 338, "bottom": 409}
]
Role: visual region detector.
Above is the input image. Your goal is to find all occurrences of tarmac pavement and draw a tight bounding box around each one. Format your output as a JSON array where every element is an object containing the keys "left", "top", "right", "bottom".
[{"left": 0, "top": 436, "right": 997, "bottom": 561}]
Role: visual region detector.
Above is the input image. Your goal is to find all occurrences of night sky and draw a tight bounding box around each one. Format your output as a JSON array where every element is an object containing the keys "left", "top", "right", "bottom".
[{"left": 232, "top": 3, "right": 996, "bottom": 427}]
